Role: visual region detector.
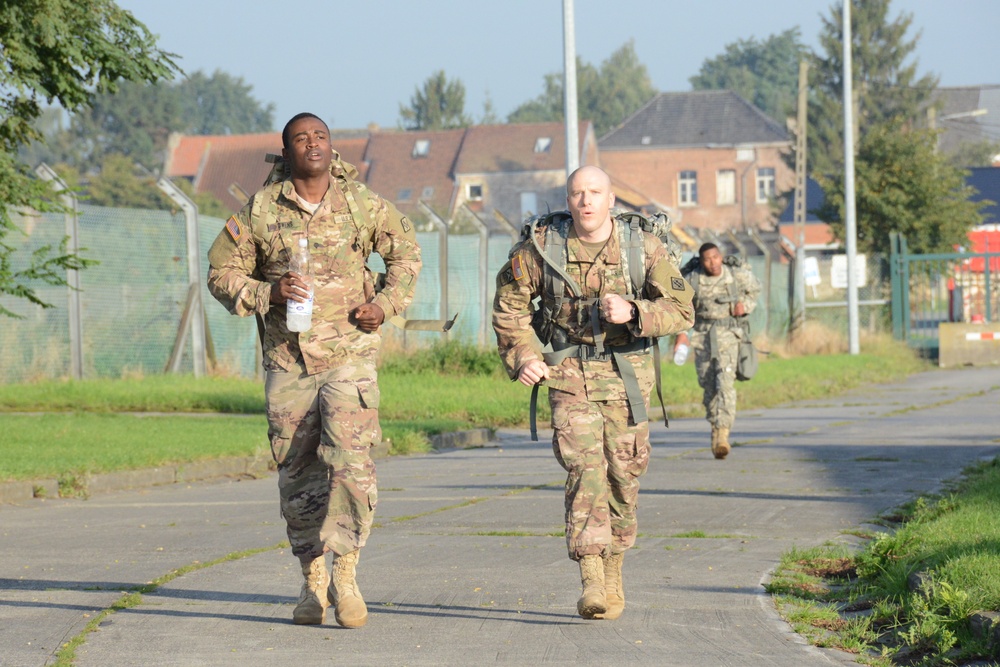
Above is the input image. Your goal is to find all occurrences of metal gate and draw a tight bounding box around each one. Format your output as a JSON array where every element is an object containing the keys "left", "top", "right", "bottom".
[{"left": 890, "top": 232, "right": 999, "bottom": 351}]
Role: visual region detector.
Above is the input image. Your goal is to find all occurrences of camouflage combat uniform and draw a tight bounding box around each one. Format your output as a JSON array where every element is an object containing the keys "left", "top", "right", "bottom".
[
  {"left": 207, "top": 164, "right": 421, "bottom": 565},
  {"left": 682, "top": 262, "right": 761, "bottom": 430},
  {"left": 493, "top": 218, "right": 693, "bottom": 560}
]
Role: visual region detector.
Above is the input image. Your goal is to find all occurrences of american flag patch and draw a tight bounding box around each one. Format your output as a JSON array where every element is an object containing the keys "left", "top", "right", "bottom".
[
  {"left": 511, "top": 254, "right": 525, "bottom": 281},
  {"left": 225, "top": 216, "right": 243, "bottom": 242}
]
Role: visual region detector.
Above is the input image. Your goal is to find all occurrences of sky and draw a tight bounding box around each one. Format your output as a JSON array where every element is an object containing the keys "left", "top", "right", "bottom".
[{"left": 115, "top": 0, "right": 1000, "bottom": 132}]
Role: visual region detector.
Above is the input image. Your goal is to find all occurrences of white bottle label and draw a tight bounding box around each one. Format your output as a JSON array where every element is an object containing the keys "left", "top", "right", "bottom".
[{"left": 288, "top": 294, "right": 314, "bottom": 315}]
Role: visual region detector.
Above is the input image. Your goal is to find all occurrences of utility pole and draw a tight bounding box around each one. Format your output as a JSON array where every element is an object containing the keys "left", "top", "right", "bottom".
[
  {"left": 563, "top": 0, "right": 579, "bottom": 174},
  {"left": 843, "top": 0, "right": 860, "bottom": 355},
  {"left": 791, "top": 60, "right": 809, "bottom": 341}
]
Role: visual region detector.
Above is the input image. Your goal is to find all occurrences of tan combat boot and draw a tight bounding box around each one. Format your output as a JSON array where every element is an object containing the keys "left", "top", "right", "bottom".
[
  {"left": 710, "top": 427, "right": 719, "bottom": 455},
  {"left": 328, "top": 550, "right": 368, "bottom": 628},
  {"left": 292, "top": 556, "right": 329, "bottom": 625},
  {"left": 714, "top": 426, "right": 731, "bottom": 460},
  {"left": 577, "top": 554, "right": 607, "bottom": 619},
  {"left": 596, "top": 552, "right": 625, "bottom": 620}
]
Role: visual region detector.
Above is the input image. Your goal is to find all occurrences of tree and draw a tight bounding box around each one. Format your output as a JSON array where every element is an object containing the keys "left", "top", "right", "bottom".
[
  {"left": 948, "top": 140, "right": 1000, "bottom": 169},
  {"left": 67, "top": 69, "right": 275, "bottom": 169},
  {"left": 508, "top": 40, "right": 657, "bottom": 136},
  {"left": 809, "top": 0, "right": 939, "bottom": 177},
  {"left": 816, "top": 122, "right": 986, "bottom": 255},
  {"left": 690, "top": 28, "right": 808, "bottom": 123},
  {"left": 398, "top": 70, "right": 471, "bottom": 131},
  {"left": 176, "top": 70, "right": 275, "bottom": 136},
  {"left": 0, "top": 0, "right": 179, "bottom": 316}
]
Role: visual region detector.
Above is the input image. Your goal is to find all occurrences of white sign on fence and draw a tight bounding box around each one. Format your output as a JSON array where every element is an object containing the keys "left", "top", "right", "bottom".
[
  {"left": 830, "top": 254, "right": 867, "bottom": 288},
  {"left": 804, "top": 256, "right": 822, "bottom": 287}
]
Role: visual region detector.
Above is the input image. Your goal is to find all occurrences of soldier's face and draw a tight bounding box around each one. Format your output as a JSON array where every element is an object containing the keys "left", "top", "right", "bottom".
[
  {"left": 701, "top": 248, "right": 723, "bottom": 276},
  {"left": 282, "top": 117, "right": 332, "bottom": 179},
  {"left": 566, "top": 169, "right": 615, "bottom": 240}
]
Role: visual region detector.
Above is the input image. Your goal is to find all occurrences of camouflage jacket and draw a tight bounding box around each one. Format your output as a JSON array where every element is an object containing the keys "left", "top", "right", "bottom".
[
  {"left": 682, "top": 262, "right": 761, "bottom": 332},
  {"left": 492, "top": 217, "right": 694, "bottom": 401},
  {"left": 206, "top": 176, "right": 421, "bottom": 375}
]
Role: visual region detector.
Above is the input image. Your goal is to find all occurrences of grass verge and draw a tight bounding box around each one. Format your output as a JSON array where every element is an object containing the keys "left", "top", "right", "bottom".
[
  {"left": 766, "top": 457, "right": 1000, "bottom": 666},
  {"left": 1, "top": 337, "right": 928, "bottom": 484}
]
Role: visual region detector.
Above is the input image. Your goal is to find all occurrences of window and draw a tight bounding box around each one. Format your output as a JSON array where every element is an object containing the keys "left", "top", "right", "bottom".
[
  {"left": 520, "top": 192, "right": 537, "bottom": 218},
  {"left": 412, "top": 139, "right": 430, "bottom": 158},
  {"left": 678, "top": 171, "right": 698, "bottom": 206},
  {"left": 756, "top": 167, "right": 776, "bottom": 202},
  {"left": 534, "top": 137, "right": 552, "bottom": 153},
  {"left": 736, "top": 147, "right": 755, "bottom": 162},
  {"left": 467, "top": 183, "right": 483, "bottom": 201},
  {"left": 421, "top": 186, "right": 435, "bottom": 199},
  {"left": 397, "top": 188, "right": 412, "bottom": 202},
  {"left": 717, "top": 170, "right": 736, "bottom": 205},
  {"left": 640, "top": 135, "right": 652, "bottom": 145}
]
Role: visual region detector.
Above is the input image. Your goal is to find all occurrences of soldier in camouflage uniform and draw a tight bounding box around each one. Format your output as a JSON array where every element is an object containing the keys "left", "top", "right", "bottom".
[
  {"left": 675, "top": 243, "right": 760, "bottom": 459},
  {"left": 206, "top": 113, "right": 421, "bottom": 628},
  {"left": 492, "top": 166, "right": 693, "bottom": 620}
]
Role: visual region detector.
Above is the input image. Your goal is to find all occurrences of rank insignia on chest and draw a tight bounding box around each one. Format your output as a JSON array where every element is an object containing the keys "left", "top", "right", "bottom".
[
  {"left": 225, "top": 216, "right": 243, "bottom": 242},
  {"left": 671, "top": 277, "right": 686, "bottom": 291},
  {"left": 511, "top": 254, "right": 526, "bottom": 281}
]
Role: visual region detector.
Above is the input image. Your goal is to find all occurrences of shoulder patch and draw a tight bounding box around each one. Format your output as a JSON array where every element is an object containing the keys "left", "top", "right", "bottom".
[
  {"left": 498, "top": 266, "right": 515, "bottom": 287},
  {"left": 225, "top": 216, "right": 243, "bottom": 242},
  {"left": 400, "top": 216, "right": 412, "bottom": 233},
  {"left": 511, "top": 253, "right": 526, "bottom": 281},
  {"left": 671, "top": 277, "right": 686, "bottom": 291}
]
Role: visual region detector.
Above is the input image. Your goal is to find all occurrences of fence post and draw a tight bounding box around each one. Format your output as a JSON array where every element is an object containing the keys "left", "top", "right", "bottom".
[
  {"left": 461, "top": 205, "right": 490, "bottom": 346},
  {"left": 747, "top": 228, "right": 772, "bottom": 336},
  {"left": 35, "top": 163, "right": 83, "bottom": 380},
  {"left": 157, "top": 177, "right": 206, "bottom": 377},
  {"left": 417, "top": 201, "right": 450, "bottom": 343}
]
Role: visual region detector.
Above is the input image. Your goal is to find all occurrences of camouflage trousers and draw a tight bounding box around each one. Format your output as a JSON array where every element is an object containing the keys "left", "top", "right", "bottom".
[
  {"left": 691, "top": 325, "right": 740, "bottom": 429},
  {"left": 548, "top": 377, "right": 652, "bottom": 561},
  {"left": 265, "top": 359, "right": 380, "bottom": 564}
]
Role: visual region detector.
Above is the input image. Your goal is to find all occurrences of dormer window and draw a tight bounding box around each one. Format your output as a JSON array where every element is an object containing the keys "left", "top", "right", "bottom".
[
  {"left": 397, "top": 188, "right": 413, "bottom": 201},
  {"left": 412, "top": 139, "right": 430, "bottom": 158},
  {"left": 467, "top": 184, "right": 483, "bottom": 201},
  {"left": 534, "top": 137, "right": 552, "bottom": 153},
  {"left": 641, "top": 136, "right": 652, "bottom": 145}
]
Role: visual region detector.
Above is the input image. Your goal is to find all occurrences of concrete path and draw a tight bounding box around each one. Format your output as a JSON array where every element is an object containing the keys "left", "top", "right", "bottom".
[{"left": 2, "top": 366, "right": 998, "bottom": 667}]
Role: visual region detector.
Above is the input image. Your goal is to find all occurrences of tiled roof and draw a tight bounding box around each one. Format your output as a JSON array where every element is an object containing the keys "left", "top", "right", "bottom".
[
  {"left": 599, "top": 91, "right": 789, "bottom": 149},
  {"left": 165, "top": 132, "right": 372, "bottom": 213},
  {"left": 453, "top": 122, "right": 593, "bottom": 174},
  {"left": 362, "top": 128, "right": 466, "bottom": 216},
  {"left": 165, "top": 133, "right": 280, "bottom": 179}
]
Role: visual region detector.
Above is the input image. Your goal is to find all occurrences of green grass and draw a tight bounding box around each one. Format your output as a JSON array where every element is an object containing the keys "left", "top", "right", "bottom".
[
  {"left": 768, "top": 458, "right": 1000, "bottom": 666},
  {"left": 0, "top": 338, "right": 928, "bottom": 483}
]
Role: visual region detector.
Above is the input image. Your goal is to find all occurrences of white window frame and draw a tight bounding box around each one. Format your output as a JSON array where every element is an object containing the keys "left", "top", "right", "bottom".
[
  {"left": 467, "top": 183, "right": 483, "bottom": 201},
  {"left": 412, "top": 139, "right": 430, "bottom": 158},
  {"left": 756, "top": 167, "right": 776, "bottom": 203},
  {"left": 533, "top": 137, "right": 552, "bottom": 153},
  {"left": 678, "top": 170, "right": 698, "bottom": 206},
  {"left": 421, "top": 186, "right": 435, "bottom": 199},
  {"left": 716, "top": 169, "right": 736, "bottom": 206}
]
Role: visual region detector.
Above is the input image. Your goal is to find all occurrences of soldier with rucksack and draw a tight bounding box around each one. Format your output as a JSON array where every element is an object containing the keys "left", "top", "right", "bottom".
[
  {"left": 675, "top": 243, "right": 761, "bottom": 459},
  {"left": 207, "top": 113, "right": 422, "bottom": 629},
  {"left": 492, "top": 166, "right": 693, "bottom": 621}
]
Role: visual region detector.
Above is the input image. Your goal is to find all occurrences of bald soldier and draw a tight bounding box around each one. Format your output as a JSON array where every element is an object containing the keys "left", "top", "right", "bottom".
[
  {"left": 207, "top": 112, "right": 421, "bottom": 628},
  {"left": 492, "top": 166, "right": 694, "bottom": 620}
]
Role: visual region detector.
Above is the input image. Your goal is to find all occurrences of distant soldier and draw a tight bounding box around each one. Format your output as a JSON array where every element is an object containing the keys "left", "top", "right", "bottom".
[
  {"left": 675, "top": 243, "right": 761, "bottom": 459},
  {"left": 492, "top": 166, "right": 693, "bottom": 620},
  {"left": 207, "top": 113, "right": 421, "bottom": 628}
]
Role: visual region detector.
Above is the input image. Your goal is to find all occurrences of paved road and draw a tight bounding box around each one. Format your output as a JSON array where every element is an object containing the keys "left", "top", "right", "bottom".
[{"left": 2, "top": 367, "right": 999, "bottom": 667}]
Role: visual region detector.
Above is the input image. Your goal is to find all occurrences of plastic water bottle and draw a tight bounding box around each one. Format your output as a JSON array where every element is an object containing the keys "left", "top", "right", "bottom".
[
  {"left": 286, "top": 238, "right": 313, "bottom": 332},
  {"left": 673, "top": 343, "right": 689, "bottom": 366}
]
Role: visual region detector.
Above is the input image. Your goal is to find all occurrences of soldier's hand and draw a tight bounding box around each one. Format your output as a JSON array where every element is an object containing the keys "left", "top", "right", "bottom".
[
  {"left": 732, "top": 301, "right": 747, "bottom": 317},
  {"left": 674, "top": 331, "right": 689, "bottom": 351},
  {"left": 272, "top": 272, "right": 311, "bottom": 304},
  {"left": 517, "top": 359, "right": 550, "bottom": 387},
  {"left": 351, "top": 302, "right": 385, "bottom": 332},
  {"left": 601, "top": 294, "right": 634, "bottom": 324}
]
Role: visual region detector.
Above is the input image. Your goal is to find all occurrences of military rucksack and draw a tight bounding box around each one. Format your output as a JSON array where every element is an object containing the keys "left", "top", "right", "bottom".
[
  {"left": 681, "top": 253, "right": 758, "bottom": 382},
  {"left": 517, "top": 208, "right": 682, "bottom": 439}
]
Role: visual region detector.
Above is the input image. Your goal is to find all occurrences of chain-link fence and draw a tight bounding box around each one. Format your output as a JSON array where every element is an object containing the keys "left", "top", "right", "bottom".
[{"left": 2, "top": 203, "right": 888, "bottom": 383}]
